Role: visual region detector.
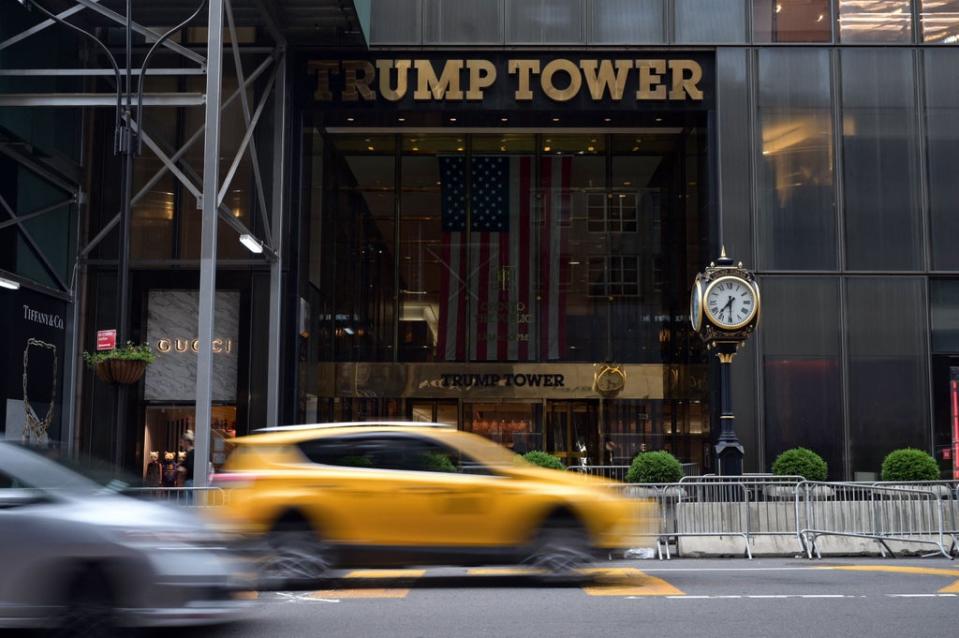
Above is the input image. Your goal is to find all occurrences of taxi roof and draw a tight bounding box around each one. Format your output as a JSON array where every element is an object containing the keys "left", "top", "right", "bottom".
[{"left": 239, "top": 421, "right": 457, "bottom": 446}]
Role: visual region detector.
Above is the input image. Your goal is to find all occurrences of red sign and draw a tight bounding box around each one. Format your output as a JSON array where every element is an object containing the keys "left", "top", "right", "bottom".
[{"left": 97, "top": 329, "right": 116, "bottom": 351}]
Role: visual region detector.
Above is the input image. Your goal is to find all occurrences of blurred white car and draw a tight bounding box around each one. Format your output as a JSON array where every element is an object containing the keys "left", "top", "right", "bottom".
[{"left": 0, "top": 441, "right": 250, "bottom": 635}]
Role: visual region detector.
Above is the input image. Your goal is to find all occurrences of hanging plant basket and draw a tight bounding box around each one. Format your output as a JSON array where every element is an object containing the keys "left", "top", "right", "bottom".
[
  {"left": 84, "top": 342, "right": 156, "bottom": 385},
  {"left": 95, "top": 359, "right": 148, "bottom": 385}
]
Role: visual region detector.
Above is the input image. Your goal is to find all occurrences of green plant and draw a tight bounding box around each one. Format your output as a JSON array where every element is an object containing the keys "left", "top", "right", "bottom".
[
  {"left": 881, "top": 448, "right": 940, "bottom": 482},
  {"left": 522, "top": 451, "right": 565, "bottom": 471},
  {"left": 82, "top": 342, "right": 157, "bottom": 368},
  {"left": 420, "top": 451, "right": 457, "bottom": 473},
  {"left": 626, "top": 451, "right": 683, "bottom": 484},
  {"left": 771, "top": 447, "right": 828, "bottom": 481}
]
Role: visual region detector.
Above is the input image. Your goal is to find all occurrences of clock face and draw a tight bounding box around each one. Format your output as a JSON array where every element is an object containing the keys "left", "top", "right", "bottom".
[
  {"left": 703, "top": 276, "right": 758, "bottom": 329},
  {"left": 689, "top": 278, "right": 703, "bottom": 331}
]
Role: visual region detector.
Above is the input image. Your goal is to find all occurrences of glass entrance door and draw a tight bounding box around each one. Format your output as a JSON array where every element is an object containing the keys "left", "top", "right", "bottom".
[
  {"left": 546, "top": 401, "right": 599, "bottom": 467},
  {"left": 407, "top": 400, "right": 458, "bottom": 426}
]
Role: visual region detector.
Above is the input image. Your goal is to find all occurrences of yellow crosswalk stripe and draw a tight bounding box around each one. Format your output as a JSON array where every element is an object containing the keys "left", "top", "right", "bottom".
[
  {"left": 467, "top": 567, "right": 545, "bottom": 576},
  {"left": 309, "top": 588, "right": 411, "bottom": 599},
  {"left": 581, "top": 567, "right": 685, "bottom": 597},
  {"left": 344, "top": 569, "right": 427, "bottom": 579},
  {"left": 816, "top": 565, "right": 959, "bottom": 594}
]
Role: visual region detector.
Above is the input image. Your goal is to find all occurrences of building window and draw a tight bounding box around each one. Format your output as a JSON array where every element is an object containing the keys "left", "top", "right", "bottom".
[
  {"left": 753, "top": 0, "right": 832, "bottom": 42},
  {"left": 921, "top": 0, "right": 959, "bottom": 42},
  {"left": 587, "top": 192, "right": 639, "bottom": 233},
  {"left": 841, "top": 49, "right": 921, "bottom": 270},
  {"left": 674, "top": 0, "right": 746, "bottom": 43},
  {"left": 756, "top": 48, "right": 836, "bottom": 270},
  {"left": 838, "top": 0, "right": 913, "bottom": 43},
  {"left": 588, "top": 256, "right": 640, "bottom": 298}
]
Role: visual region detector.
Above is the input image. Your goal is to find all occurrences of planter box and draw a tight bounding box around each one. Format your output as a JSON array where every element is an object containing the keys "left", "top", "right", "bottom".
[{"left": 95, "top": 359, "right": 148, "bottom": 384}]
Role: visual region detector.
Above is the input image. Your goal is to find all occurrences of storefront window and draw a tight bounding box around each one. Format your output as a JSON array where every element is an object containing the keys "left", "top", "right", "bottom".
[
  {"left": 465, "top": 402, "right": 542, "bottom": 453},
  {"left": 921, "top": 0, "right": 959, "bottom": 42},
  {"left": 839, "top": 0, "right": 913, "bottom": 43},
  {"left": 757, "top": 49, "right": 836, "bottom": 270},
  {"left": 400, "top": 135, "right": 464, "bottom": 361},
  {"left": 754, "top": 0, "right": 832, "bottom": 42},
  {"left": 467, "top": 135, "right": 536, "bottom": 362},
  {"left": 540, "top": 135, "right": 605, "bottom": 362},
  {"left": 330, "top": 135, "right": 397, "bottom": 361}
]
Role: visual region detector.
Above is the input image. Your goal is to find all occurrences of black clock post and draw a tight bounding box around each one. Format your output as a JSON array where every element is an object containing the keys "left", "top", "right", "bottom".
[{"left": 690, "top": 249, "right": 761, "bottom": 477}]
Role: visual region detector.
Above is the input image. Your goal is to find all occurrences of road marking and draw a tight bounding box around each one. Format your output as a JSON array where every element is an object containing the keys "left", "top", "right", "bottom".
[
  {"left": 800, "top": 595, "right": 846, "bottom": 598},
  {"left": 582, "top": 567, "right": 685, "bottom": 597},
  {"left": 345, "top": 569, "right": 427, "bottom": 579},
  {"left": 748, "top": 595, "right": 790, "bottom": 599},
  {"left": 819, "top": 565, "right": 959, "bottom": 578},
  {"left": 888, "top": 594, "right": 940, "bottom": 598},
  {"left": 816, "top": 565, "right": 959, "bottom": 594},
  {"left": 274, "top": 592, "right": 341, "bottom": 604},
  {"left": 309, "top": 589, "right": 410, "bottom": 599},
  {"left": 467, "top": 567, "right": 545, "bottom": 576}
]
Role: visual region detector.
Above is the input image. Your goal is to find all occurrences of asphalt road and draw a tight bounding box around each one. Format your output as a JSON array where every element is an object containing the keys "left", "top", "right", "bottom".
[{"left": 197, "top": 558, "right": 959, "bottom": 638}]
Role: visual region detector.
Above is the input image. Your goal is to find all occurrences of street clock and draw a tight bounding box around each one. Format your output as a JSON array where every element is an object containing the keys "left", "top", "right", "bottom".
[{"left": 689, "top": 248, "right": 760, "bottom": 477}]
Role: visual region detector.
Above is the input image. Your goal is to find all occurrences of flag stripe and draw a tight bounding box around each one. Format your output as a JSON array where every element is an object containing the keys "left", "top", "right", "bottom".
[{"left": 519, "top": 157, "right": 532, "bottom": 361}]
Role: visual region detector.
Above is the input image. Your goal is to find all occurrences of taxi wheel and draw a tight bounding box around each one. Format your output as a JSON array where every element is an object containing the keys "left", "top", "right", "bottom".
[
  {"left": 256, "top": 521, "right": 333, "bottom": 589},
  {"left": 526, "top": 519, "right": 592, "bottom": 579}
]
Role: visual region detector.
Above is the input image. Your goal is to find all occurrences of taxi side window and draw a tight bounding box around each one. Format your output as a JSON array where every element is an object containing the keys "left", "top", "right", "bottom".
[{"left": 297, "top": 438, "right": 376, "bottom": 469}]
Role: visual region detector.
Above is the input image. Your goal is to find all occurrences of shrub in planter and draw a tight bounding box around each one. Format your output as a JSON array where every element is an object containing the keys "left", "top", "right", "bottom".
[
  {"left": 771, "top": 447, "right": 828, "bottom": 481},
  {"left": 881, "top": 448, "right": 940, "bottom": 482},
  {"left": 522, "top": 451, "right": 565, "bottom": 471},
  {"left": 625, "top": 451, "right": 683, "bottom": 484}
]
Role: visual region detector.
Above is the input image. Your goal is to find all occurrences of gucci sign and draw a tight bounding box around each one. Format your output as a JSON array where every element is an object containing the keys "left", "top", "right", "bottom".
[{"left": 156, "top": 338, "right": 234, "bottom": 354}]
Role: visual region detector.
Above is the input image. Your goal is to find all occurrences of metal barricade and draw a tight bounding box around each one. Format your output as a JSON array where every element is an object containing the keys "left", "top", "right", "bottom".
[
  {"left": 123, "top": 486, "right": 228, "bottom": 507},
  {"left": 869, "top": 480, "right": 959, "bottom": 556},
  {"left": 798, "top": 481, "right": 952, "bottom": 559},
  {"left": 567, "top": 465, "right": 631, "bottom": 482}
]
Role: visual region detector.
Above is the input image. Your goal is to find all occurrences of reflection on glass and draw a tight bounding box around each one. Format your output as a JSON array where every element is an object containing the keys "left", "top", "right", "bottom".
[
  {"left": 839, "top": 0, "right": 913, "bottom": 42},
  {"left": 400, "top": 136, "right": 464, "bottom": 361},
  {"left": 846, "top": 278, "right": 929, "bottom": 476},
  {"left": 331, "top": 136, "right": 396, "bottom": 362},
  {"left": 761, "top": 278, "right": 842, "bottom": 478},
  {"left": 922, "top": 0, "right": 959, "bottom": 42},
  {"left": 754, "top": 0, "right": 832, "bottom": 42},
  {"left": 757, "top": 49, "right": 836, "bottom": 270},
  {"left": 841, "top": 49, "right": 921, "bottom": 270},
  {"left": 925, "top": 49, "right": 959, "bottom": 269},
  {"left": 674, "top": 0, "right": 746, "bottom": 43}
]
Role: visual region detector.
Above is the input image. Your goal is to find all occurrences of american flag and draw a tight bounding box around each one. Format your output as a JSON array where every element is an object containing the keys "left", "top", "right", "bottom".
[{"left": 437, "top": 155, "right": 570, "bottom": 361}]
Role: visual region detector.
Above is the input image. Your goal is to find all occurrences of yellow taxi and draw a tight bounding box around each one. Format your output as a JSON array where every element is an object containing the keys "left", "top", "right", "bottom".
[{"left": 213, "top": 422, "right": 651, "bottom": 585}]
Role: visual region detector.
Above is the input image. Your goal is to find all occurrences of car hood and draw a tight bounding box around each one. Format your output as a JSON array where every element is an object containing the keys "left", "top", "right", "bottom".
[{"left": 51, "top": 493, "right": 206, "bottom": 532}]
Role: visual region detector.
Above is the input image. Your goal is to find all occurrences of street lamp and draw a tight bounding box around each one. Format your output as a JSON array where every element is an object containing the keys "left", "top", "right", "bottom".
[{"left": 689, "top": 248, "right": 761, "bottom": 476}]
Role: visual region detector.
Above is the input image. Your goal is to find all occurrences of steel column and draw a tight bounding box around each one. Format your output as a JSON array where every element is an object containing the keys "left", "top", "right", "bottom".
[
  {"left": 193, "top": 0, "right": 224, "bottom": 488},
  {"left": 266, "top": 54, "right": 287, "bottom": 428}
]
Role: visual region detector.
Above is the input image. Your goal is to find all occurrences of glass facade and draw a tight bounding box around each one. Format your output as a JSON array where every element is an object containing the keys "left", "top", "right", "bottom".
[{"left": 340, "top": 0, "right": 958, "bottom": 479}]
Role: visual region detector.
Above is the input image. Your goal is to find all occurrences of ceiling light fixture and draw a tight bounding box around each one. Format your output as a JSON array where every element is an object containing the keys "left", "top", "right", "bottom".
[
  {"left": 346, "top": 117, "right": 354, "bottom": 122},
  {"left": 0, "top": 275, "right": 20, "bottom": 290},
  {"left": 239, "top": 234, "right": 264, "bottom": 254}
]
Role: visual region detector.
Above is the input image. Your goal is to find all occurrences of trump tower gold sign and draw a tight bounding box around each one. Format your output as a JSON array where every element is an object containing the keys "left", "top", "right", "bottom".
[{"left": 305, "top": 55, "right": 712, "bottom": 110}]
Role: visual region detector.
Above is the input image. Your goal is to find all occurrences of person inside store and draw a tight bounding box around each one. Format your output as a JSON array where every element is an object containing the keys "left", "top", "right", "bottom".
[{"left": 177, "top": 430, "right": 195, "bottom": 488}]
